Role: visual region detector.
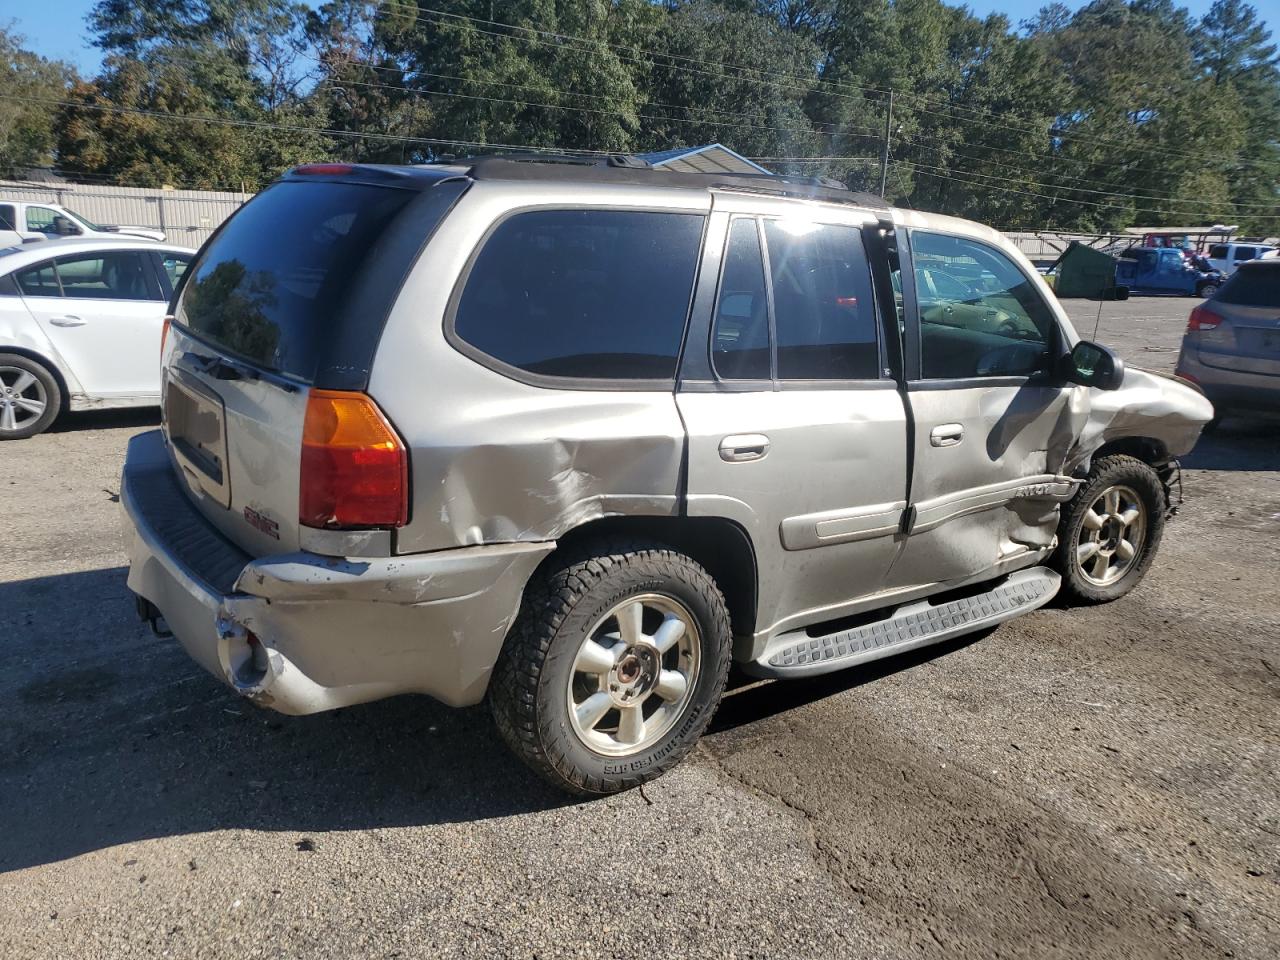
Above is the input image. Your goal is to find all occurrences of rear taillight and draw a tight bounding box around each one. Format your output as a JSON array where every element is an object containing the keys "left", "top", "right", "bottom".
[
  {"left": 160, "top": 315, "right": 172, "bottom": 360},
  {"left": 299, "top": 390, "right": 408, "bottom": 529},
  {"left": 1187, "top": 304, "right": 1222, "bottom": 331}
]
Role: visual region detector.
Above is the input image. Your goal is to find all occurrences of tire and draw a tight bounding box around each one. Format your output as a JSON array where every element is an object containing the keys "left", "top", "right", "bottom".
[
  {"left": 490, "top": 540, "right": 733, "bottom": 796},
  {"left": 0, "top": 353, "right": 61, "bottom": 440},
  {"left": 1196, "top": 281, "right": 1220, "bottom": 299},
  {"left": 1052, "top": 455, "right": 1165, "bottom": 605}
]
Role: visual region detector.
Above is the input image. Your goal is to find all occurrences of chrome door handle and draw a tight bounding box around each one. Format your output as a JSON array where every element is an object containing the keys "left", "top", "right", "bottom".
[
  {"left": 930, "top": 423, "right": 964, "bottom": 447},
  {"left": 719, "top": 434, "right": 770, "bottom": 462},
  {"left": 49, "top": 315, "right": 85, "bottom": 327}
]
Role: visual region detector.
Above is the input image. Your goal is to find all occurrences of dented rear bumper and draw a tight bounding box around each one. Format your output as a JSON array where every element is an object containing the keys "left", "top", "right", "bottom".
[{"left": 121, "top": 430, "right": 552, "bottom": 713}]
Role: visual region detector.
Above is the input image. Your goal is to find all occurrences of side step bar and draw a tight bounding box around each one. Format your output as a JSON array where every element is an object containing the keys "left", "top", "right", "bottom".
[{"left": 747, "top": 567, "right": 1061, "bottom": 680}]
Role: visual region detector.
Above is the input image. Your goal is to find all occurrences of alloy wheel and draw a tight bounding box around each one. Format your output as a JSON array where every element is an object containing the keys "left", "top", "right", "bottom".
[
  {"left": 566, "top": 593, "right": 701, "bottom": 757},
  {"left": 1075, "top": 484, "right": 1147, "bottom": 586}
]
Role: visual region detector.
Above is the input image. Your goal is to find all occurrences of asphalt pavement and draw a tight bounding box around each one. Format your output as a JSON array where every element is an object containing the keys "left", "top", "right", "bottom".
[{"left": 1, "top": 296, "right": 1277, "bottom": 959}]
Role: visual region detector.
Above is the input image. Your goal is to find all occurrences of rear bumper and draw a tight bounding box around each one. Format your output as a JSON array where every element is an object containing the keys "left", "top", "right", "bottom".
[
  {"left": 121, "top": 430, "right": 553, "bottom": 713},
  {"left": 1176, "top": 347, "right": 1280, "bottom": 414}
]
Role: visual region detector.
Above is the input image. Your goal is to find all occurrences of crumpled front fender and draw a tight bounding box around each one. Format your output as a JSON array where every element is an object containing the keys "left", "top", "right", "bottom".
[{"left": 1059, "top": 367, "right": 1214, "bottom": 475}]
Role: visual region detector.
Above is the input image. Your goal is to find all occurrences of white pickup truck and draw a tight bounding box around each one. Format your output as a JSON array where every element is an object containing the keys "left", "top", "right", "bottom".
[{"left": 0, "top": 199, "right": 165, "bottom": 245}]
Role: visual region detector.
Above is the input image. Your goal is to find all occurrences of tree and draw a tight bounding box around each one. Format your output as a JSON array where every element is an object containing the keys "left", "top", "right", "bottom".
[
  {"left": 1193, "top": 0, "right": 1280, "bottom": 233},
  {"left": 0, "top": 26, "right": 77, "bottom": 176}
]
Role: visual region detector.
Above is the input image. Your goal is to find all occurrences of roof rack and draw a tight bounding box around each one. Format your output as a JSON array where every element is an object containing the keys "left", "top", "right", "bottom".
[{"left": 455, "top": 153, "right": 890, "bottom": 210}]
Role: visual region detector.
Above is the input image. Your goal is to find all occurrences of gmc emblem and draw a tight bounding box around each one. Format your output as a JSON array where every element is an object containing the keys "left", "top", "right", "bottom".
[{"left": 243, "top": 505, "right": 280, "bottom": 539}]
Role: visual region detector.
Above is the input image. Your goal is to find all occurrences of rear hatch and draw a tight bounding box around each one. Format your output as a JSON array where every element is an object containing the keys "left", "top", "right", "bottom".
[
  {"left": 1197, "top": 265, "right": 1280, "bottom": 377},
  {"left": 161, "top": 166, "right": 468, "bottom": 557}
]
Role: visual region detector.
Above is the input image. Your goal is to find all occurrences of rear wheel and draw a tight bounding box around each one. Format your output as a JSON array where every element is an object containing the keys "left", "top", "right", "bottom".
[
  {"left": 0, "top": 354, "right": 60, "bottom": 440},
  {"left": 490, "top": 541, "right": 732, "bottom": 795},
  {"left": 1053, "top": 455, "right": 1165, "bottom": 604}
]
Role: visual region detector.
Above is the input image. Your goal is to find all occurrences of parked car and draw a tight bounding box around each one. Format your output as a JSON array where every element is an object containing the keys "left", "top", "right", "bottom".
[
  {"left": 119, "top": 159, "right": 1212, "bottom": 795},
  {"left": 0, "top": 237, "right": 195, "bottom": 438},
  {"left": 1115, "top": 246, "right": 1223, "bottom": 297},
  {"left": 1175, "top": 258, "right": 1280, "bottom": 423},
  {"left": 1205, "top": 241, "right": 1278, "bottom": 277},
  {"left": 0, "top": 199, "right": 165, "bottom": 245}
]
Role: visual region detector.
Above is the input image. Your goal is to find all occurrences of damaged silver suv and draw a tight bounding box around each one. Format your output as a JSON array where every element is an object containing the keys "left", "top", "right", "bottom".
[{"left": 121, "top": 157, "right": 1212, "bottom": 794}]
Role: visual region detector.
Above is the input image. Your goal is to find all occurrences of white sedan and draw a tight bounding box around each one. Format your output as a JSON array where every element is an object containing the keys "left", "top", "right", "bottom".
[{"left": 0, "top": 237, "right": 195, "bottom": 439}]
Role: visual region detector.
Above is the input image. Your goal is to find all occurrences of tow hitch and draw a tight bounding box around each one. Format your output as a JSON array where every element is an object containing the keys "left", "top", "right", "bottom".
[{"left": 134, "top": 593, "right": 172, "bottom": 638}]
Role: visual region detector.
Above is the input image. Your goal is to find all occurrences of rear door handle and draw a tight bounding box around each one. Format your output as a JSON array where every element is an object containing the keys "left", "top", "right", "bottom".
[
  {"left": 930, "top": 423, "right": 964, "bottom": 447},
  {"left": 719, "top": 434, "right": 770, "bottom": 462},
  {"left": 49, "top": 315, "right": 85, "bottom": 327}
]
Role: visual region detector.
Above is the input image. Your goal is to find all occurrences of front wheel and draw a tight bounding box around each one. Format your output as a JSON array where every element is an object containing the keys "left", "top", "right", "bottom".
[
  {"left": 1052, "top": 455, "right": 1166, "bottom": 604},
  {"left": 1196, "top": 281, "right": 1220, "bottom": 299},
  {"left": 490, "top": 541, "right": 732, "bottom": 795}
]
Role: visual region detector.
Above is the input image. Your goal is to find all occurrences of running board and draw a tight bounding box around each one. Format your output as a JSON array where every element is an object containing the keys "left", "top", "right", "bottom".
[{"left": 748, "top": 567, "right": 1060, "bottom": 680}]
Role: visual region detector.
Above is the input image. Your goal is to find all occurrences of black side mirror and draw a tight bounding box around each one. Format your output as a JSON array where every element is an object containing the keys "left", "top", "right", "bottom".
[{"left": 1067, "top": 340, "right": 1124, "bottom": 390}]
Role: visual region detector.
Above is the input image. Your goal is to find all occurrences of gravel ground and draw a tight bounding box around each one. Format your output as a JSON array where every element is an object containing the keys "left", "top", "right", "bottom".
[{"left": 1, "top": 297, "right": 1277, "bottom": 959}]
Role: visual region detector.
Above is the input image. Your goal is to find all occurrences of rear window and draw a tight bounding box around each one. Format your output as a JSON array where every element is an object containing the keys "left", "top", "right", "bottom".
[
  {"left": 1215, "top": 265, "right": 1280, "bottom": 307},
  {"left": 173, "top": 180, "right": 420, "bottom": 382},
  {"left": 452, "top": 209, "right": 705, "bottom": 382}
]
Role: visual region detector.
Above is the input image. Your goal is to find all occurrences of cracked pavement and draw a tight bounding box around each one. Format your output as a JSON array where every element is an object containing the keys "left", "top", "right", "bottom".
[{"left": 1, "top": 296, "right": 1277, "bottom": 959}]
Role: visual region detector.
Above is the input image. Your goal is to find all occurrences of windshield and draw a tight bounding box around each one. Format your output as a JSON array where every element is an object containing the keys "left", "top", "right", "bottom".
[{"left": 62, "top": 207, "right": 105, "bottom": 231}]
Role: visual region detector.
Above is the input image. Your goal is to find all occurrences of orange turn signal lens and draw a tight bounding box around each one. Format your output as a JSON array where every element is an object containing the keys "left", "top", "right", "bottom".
[{"left": 299, "top": 390, "right": 408, "bottom": 529}]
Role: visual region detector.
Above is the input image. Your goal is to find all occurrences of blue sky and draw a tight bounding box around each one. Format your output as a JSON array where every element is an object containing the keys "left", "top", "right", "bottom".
[{"left": 8, "top": 0, "right": 1277, "bottom": 75}]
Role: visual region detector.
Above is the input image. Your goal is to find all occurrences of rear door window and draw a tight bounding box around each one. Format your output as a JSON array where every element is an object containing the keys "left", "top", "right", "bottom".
[
  {"left": 763, "top": 219, "right": 879, "bottom": 380},
  {"left": 173, "top": 180, "right": 423, "bottom": 382},
  {"left": 15, "top": 260, "right": 60, "bottom": 297},
  {"left": 452, "top": 209, "right": 705, "bottom": 382}
]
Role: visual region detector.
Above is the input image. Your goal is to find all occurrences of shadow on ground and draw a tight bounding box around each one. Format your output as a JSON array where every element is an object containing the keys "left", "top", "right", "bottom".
[
  {"left": 1181, "top": 416, "right": 1280, "bottom": 472},
  {"left": 49, "top": 407, "right": 161, "bottom": 435},
  {"left": 2, "top": 564, "right": 977, "bottom": 872},
  {"left": 0, "top": 566, "right": 578, "bottom": 872}
]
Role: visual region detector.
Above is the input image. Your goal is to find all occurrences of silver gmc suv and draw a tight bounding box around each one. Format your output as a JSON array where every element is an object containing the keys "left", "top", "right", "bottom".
[{"left": 121, "top": 157, "right": 1213, "bottom": 794}]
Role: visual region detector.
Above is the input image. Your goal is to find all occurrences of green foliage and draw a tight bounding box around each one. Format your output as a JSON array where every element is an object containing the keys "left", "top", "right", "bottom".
[
  {"left": 3, "top": 0, "right": 1278, "bottom": 233},
  {"left": 0, "top": 25, "right": 77, "bottom": 175}
]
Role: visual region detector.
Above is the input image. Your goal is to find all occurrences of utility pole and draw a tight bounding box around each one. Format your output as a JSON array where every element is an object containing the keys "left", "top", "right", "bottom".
[{"left": 879, "top": 90, "right": 893, "bottom": 198}]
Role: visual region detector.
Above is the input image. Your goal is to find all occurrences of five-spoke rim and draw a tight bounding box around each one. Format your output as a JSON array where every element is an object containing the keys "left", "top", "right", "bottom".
[
  {"left": 1076, "top": 484, "right": 1146, "bottom": 586},
  {"left": 0, "top": 366, "right": 47, "bottom": 433},
  {"left": 566, "top": 593, "right": 701, "bottom": 757}
]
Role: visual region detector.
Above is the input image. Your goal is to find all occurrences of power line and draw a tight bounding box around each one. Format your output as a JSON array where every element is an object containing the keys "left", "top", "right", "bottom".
[
  {"left": 394, "top": 3, "right": 1272, "bottom": 171},
  {"left": 153, "top": 45, "right": 863, "bottom": 140},
  {"left": 775, "top": 140, "right": 1280, "bottom": 212},
  {"left": 898, "top": 160, "right": 1280, "bottom": 221},
  {"left": 0, "top": 93, "right": 615, "bottom": 156}
]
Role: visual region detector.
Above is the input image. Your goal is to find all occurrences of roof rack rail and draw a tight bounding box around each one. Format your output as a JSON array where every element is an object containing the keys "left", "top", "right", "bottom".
[{"left": 459, "top": 153, "right": 889, "bottom": 210}]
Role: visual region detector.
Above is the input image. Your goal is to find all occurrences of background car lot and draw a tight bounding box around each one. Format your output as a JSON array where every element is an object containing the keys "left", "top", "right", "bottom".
[{"left": 1, "top": 297, "right": 1277, "bottom": 959}]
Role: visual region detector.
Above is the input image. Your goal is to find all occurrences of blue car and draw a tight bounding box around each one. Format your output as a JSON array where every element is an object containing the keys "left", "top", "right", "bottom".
[{"left": 1116, "top": 246, "right": 1223, "bottom": 298}]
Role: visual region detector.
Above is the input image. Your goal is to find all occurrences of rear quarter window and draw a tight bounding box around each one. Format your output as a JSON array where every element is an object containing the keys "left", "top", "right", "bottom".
[
  {"left": 1216, "top": 266, "right": 1280, "bottom": 307},
  {"left": 451, "top": 209, "right": 705, "bottom": 383}
]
